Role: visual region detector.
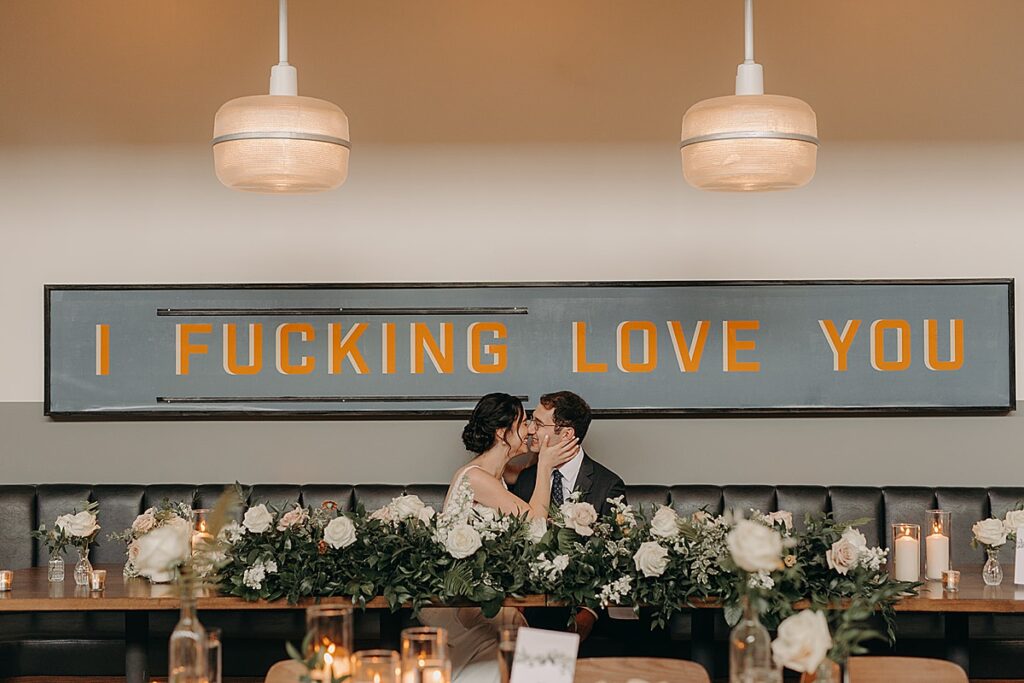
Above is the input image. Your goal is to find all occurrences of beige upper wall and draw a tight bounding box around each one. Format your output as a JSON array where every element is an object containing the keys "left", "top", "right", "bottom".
[{"left": 1, "top": 0, "right": 1023, "bottom": 144}]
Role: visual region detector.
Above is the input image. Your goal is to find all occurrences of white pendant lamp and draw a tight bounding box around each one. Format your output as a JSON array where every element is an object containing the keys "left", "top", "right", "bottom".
[
  {"left": 680, "top": 0, "right": 817, "bottom": 192},
  {"left": 213, "top": 0, "right": 350, "bottom": 194}
]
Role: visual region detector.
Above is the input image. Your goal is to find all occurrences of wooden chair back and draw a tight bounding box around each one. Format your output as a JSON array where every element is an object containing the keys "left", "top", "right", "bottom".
[
  {"left": 574, "top": 657, "right": 711, "bottom": 683},
  {"left": 847, "top": 656, "right": 968, "bottom": 683}
]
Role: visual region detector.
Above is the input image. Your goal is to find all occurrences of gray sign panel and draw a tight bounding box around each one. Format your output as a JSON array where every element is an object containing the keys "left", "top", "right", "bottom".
[{"left": 45, "top": 280, "right": 1015, "bottom": 418}]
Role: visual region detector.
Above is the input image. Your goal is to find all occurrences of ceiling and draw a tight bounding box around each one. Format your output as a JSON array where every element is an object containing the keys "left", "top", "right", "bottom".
[{"left": 1, "top": 0, "right": 1022, "bottom": 145}]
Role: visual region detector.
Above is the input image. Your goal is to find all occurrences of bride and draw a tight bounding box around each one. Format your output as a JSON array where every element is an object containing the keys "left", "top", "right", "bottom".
[{"left": 419, "top": 393, "right": 579, "bottom": 683}]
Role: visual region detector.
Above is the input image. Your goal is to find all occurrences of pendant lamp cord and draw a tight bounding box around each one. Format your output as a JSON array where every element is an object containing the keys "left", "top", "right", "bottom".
[
  {"left": 279, "top": 0, "right": 289, "bottom": 65},
  {"left": 744, "top": 0, "right": 754, "bottom": 64}
]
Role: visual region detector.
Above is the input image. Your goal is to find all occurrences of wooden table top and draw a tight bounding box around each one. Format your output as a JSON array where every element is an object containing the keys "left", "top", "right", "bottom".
[{"left": 0, "top": 565, "right": 1021, "bottom": 613}]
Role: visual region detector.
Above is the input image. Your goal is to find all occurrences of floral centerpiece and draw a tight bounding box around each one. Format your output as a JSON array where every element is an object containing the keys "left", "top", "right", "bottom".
[
  {"left": 433, "top": 481, "right": 536, "bottom": 616},
  {"left": 33, "top": 501, "right": 100, "bottom": 585},
  {"left": 110, "top": 499, "right": 193, "bottom": 581},
  {"left": 527, "top": 494, "right": 632, "bottom": 622}
]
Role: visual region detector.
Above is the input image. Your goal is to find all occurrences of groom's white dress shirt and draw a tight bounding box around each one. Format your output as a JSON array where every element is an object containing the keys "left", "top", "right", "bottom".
[{"left": 553, "top": 447, "right": 585, "bottom": 501}]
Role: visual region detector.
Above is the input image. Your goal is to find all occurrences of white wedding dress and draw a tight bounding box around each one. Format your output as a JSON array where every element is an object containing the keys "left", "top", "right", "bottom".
[{"left": 418, "top": 465, "right": 527, "bottom": 683}]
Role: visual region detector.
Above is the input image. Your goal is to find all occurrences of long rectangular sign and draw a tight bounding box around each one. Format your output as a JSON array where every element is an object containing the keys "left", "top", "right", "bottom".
[{"left": 45, "top": 280, "right": 1015, "bottom": 418}]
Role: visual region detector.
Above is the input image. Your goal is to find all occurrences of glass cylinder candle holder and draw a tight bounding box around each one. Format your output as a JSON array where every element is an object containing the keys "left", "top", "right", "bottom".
[
  {"left": 942, "top": 569, "right": 961, "bottom": 592},
  {"left": 89, "top": 569, "right": 107, "bottom": 592},
  {"left": 925, "top": 510, "right": 952, "bottom": 580},
  {"left": 307, "top": 605, "right": 353, "bottom": 681},
  {"left": 191, "top": 509, "right": 214, "bottom": 552},
  {"left": 0, "top": 570, "right": 12, "bottom": 592},
  {"left": 892, "top": 523, "right": 921, "bottom": 582},
  {"left": 352, "top": 649, "right": 400, "bottom": 683},
  {"left": 401, "top": 627, "right": 450, "bottom": 683}
]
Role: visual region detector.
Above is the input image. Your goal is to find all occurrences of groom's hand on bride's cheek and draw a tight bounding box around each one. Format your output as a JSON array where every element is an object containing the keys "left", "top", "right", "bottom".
[{"left": 572, "top": 609, "right": 597, "bottom": 641}]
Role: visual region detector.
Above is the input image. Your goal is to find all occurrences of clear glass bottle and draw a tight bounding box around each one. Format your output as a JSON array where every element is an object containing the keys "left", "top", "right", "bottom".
[
  {"left": 48, "top": 557, "right": 65, "bottom": 583},
  {"left": 729, "top": 597, "right": 781, "bottom": 683},
  {"left": 168, "top": 569, "right": 208, "bottom": 683},
  {"left": 73, "top": 547, "right": 92, "bottom": 586},
  {"left": 983, "top": 547, "right": 1003, "bottom": 586}
]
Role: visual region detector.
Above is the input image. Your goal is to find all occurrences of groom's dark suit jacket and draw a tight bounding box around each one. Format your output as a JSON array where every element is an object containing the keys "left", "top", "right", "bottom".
[
  {"left": 511, "top": 451, "right": 626, "bottom": 517},
  {"left": 513, "top": 452, "right": 653, "bottom": 654}
]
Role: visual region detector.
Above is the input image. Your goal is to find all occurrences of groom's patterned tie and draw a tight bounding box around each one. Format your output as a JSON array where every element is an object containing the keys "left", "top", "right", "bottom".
[{"left": 551, "top": 469, "right": 565, "bottom": 507}]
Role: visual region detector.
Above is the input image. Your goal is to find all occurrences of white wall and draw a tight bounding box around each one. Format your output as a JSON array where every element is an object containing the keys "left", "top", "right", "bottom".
[{"left": 1, "top": 142, "right": 1022, "bottom": 485}]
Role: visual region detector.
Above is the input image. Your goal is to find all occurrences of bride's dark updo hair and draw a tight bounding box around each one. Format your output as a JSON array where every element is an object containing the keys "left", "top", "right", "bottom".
[{"left": 462, "top": 393, "right": 525, "bottom": 455}]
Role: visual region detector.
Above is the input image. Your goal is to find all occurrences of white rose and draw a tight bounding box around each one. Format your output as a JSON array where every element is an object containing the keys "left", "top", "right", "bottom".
[
  {"left": 324, "top": 516, "right": 357, "bottom": 550},
  {"left": 771, "top": 609, "right": 833, "bottom": 673},
  {"left": 392, "top": 495, "right": 426, "bottom": 520},
  {"left": 1003, "top": 509, "right": 1024, "bottom": 534},
  {"left": 418, "top": 506, "right": 436, "bottom": 524},
  {"left": 528, "top": 517, "right": 548, "bottom": 543},
  {"left": 727, "top": 519, "right": 784, "bottom": 573},
  {"left": 826, "top": 536, "right": 861, "bottom": 576},
  {"left": 825, "top": 527, "right": 867, "bottom": 575},
  {"left": 765, "top": 511, "right": 794, "bottom": 532},
  {"left": 561, "top": 502, "right": 598, "bottom": 537},
  {"left": 633, "top": 541, "right": 670, "bottom": 578},
  {"left": 276, "top": 505, "right": 309, "bottom": 531},
  {"left": 444, "top": 523, "right": 483, "bottom": 559},
  {"left": 243, "top": 504, "right": 274, "bottom": 534},
  {"left": 973, "top": 518, "right": 1008, "bottom": 547},
  {"left": 132, "top": 511, "right": 157, "bottom": 535},
  {"left": 135, "top": 524, "right": 190, "bottom": 582},
  {"left": 369, "top": 506, "right": 393, "bottom": 523},
  {"left": 56, "top": 511, "right": 100, "bottom": 538},
  {"left": 650, "top": 506, "right": 681, "bottom": 540}
]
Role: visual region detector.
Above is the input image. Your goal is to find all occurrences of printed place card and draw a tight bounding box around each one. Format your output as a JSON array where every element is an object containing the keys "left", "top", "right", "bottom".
[
  {"left": 510, "top": 627, "right": 580, "bottom": 683},
  {"left": 1015, "top": 527, "right": 1024, "bottom": 586}
]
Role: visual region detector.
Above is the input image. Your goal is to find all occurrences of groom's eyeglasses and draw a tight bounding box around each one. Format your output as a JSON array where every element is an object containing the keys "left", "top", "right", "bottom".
[{"left": 526, "top": 417, "right": 560, "bottom": 429}]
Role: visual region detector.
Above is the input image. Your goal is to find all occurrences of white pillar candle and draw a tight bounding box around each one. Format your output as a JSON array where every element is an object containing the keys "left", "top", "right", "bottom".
[
  {"left": 926, "top": 532, "right": 950, "bottom": 580},
  {"left": 895, "top": 534, "right": 920, "bottom": 582}
]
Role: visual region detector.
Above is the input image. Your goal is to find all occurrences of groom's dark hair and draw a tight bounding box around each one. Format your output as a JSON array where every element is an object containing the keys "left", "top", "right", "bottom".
[{"left": 539, "top": 391, "right": 592, "bottom": 443}]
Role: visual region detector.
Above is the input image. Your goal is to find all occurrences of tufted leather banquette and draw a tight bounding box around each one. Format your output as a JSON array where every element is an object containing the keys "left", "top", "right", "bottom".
[{"left": 1, "top": 483, "right": 1023, "bottom": 677}]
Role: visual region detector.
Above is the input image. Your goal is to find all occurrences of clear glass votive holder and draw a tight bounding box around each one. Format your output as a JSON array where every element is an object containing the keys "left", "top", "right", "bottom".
[
  {"left": 89, "top": 569, "right": 107, "bottom": 592},
  {"left": 943, "top": 569, "right": 961, "bottom": 592},
  {"left": 206, "top": 627, "right": 222, "bottom": 683},
  {"left": 351, "top": 649, "right": 400, "bottom": 683},
  {"left": 307, "top": 605, "right": 353, "bottom": 680},
  {"left": 497, "top": 626, "right": 518, "bottom": 683},
  {"left": 0, "top": 570, "right": 12, "bottom": 592},
  {"left": 925, "top": 510, "right": 952, "bottom": 580},
  {"left": 892, "top": 523, "right": 921, "bottom": 583},
  {"left": 400, "top": 627, "right": 450, "bottom": 683},
  {"left": 191, "top": 508, "right": 214, "bottom": 554}
]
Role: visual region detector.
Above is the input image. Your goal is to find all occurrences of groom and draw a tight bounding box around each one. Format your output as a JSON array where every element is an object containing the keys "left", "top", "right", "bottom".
[
  {"left": 509, "top": 390, "right": 628, "bottom": 644},
  {"left": 512, "top": 390, "right": 626, "bottom": 518}
]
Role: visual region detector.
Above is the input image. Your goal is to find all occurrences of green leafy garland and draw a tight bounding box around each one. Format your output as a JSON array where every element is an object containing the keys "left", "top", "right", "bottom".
[{"left": 215, "top": 491, "right": 917, "bottom": 643}]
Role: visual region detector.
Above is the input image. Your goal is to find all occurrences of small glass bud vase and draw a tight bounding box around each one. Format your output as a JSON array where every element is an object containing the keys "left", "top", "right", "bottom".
[
  {"left": 47, "top": 557, "right": 65, "bottom": 583},
  {"left": 73, "top": 547, "right": 92, "bottom": 587},
  {"left": 729, "top": 597, "right": 780, "bottom": 683},
  {"left": 983, "top": 547, "right": 1003, "bottom": 586}
]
